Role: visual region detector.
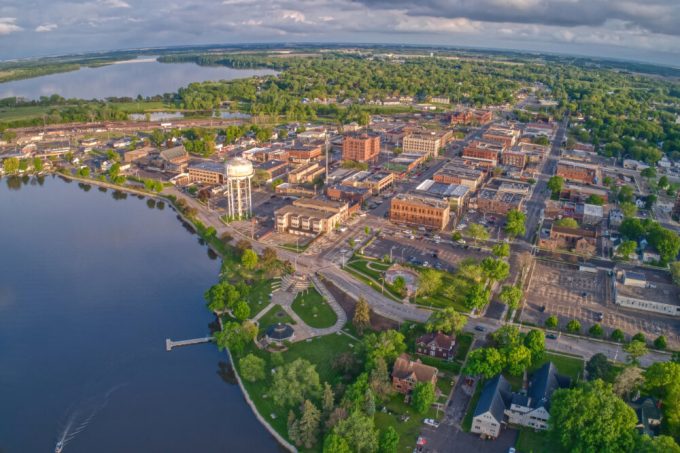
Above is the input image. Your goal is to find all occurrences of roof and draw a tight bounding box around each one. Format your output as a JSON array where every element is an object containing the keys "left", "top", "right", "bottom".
[
  {"left": 415, "top": 179, "right": 469, "bottom": 199},
  {"left": 416, "top": 332, "right": 455, "bottom": 350},
  {"left": 188, "top": 160, "right": 225, "bottom": 174},
  {"left": 630, "top": 396, "right": 662, "bottom": 436},
  {"left": 392, "top": 193, "right": 449, "bottom": 210},
  {"left": 474, "top": 375, "right": 512, "bottom": 422},
  {"left": 160, "top": 145, "right": 187, "bottom": 161},
  {"left": 527, "top": 362, "right": 571, "bottom": 410},
  {"left": 392, "top": 354, "right": 438, "bottom": 383}
]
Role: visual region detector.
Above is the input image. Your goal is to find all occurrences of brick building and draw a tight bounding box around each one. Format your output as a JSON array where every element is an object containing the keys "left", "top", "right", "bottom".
[
  {"left": 539, "top": 224, "right": 598, "bottom": 255},
  {"left": 287, "top": 162, "right": 325, "bottom": 184},
  {"left": 255, "top": 159, "right": 288, "bottom": 182},
  {"left": 463, "top": 141, "right": 504, "bottom": 167},
  {"left": 342, "top": 133, "right": 381, "bottom": 163},
  {"left": 284, "top": 143, "right": 323, "bottom": 163},
  {"left": 556, "top": 160, "right": 600, "bottom": 185},
  {"left": 475, "top": 188, "right": 525, "bottom": 215},
  {"left": 433, "top": 159, "right": 486, "bottom": 190},
  {"left": 389, "top": 193, "right": 451, "bottom": 230},
  {"left": 402, "top": 131, "right": 450, "bottom": 157},
  {"left": 188, "top": 160, "right": 226, "bottom": 184},
  {"left": 391, "top": 354, "right": 438, "bottom": 395}
]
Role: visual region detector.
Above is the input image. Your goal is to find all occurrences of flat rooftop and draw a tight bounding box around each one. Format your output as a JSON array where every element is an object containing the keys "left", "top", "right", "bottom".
[
  {"left": 188, "top": 160, "right": 225, "bottom": 173},
  {"left": 616, "top": 278, "right": 680, "bottom": 306},
  {"left": 415, "top": 179, "right": 469, "bottom": 198},
  {"left": 393, "top": 193, "right": 449, "bottom": 209}
]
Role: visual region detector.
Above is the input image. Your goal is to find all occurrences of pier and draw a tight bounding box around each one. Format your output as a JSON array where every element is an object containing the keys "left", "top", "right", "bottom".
[{"left": 165, "top": 336, "right": 213, "bottom": 351}]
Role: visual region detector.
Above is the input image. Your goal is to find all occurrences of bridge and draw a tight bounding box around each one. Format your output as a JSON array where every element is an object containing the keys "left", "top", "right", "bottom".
[{"left": 165, "top": 336, "right": 213, "bottom": 351}]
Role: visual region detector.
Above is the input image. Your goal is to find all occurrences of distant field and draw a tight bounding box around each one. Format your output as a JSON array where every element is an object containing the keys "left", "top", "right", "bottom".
[{"left": 0, "top": 101, "right": 176, "bottom": 124}]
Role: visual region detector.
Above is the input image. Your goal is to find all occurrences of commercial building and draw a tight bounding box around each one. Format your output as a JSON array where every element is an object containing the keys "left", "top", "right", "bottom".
[
  {"left": 342, "top": 133, "right": 381, "bottom": 163},
  {"left": 402, "top": 131, "right": 448, "bottom": 157},
  {"left": 326, "top": 184, "right": 369, "bottom": 204},
  {"left": 450, "top": 109, "right": 493, "bottom": 125},
  {"left": 287, "top": 162, "right": 325, "bottom": 184},
  {"left": 275, "top": 198, "right": 350, "bottom": 237},
  {"left": 389, "top": 193, "right": 451, "bottom": 230},
  {"left": 242, "top": 146, "right": 289, "bottom": 163},
  {"left": 123, "top": 146, "right": 154, "bottom": 163},
  {"left": 159, "top": 146, "right": 189, "bottom": 172},
  {"left": 415, "top": 179, "right": 470, "bottom": 210},
  {"left": 391, "top": 354, "right": 438, "bottom": 395},
  {"left": 188, "top": 160, "right": 226, "bottom": 184},
  {"left": 501, "top": 150, "right": 527, "bottom": 168},
  {"left": 341, "top": 170, "right": 394, "bottom": 194},
  {"left": 463, "top": 141, "right": 504, "bottom": 167},
  {"left": 560, "top": 183, "right": 609, "bottom": 204},
  {"left": 383, "top": 153, "right": 428, "bottom": 176},
  {"left": 614, "top": 270, "right": 680, "bottom": 316},
  {"left": 284, "top": 143, "right": 323, "bottom": 163},
  {"left": 430, "top": 96, "right": 450, "bottom": 104},
  {"left": 538, "top": 223, "right": 598, "bottom": 255},
  {"left": 556, "top": 160, "right": 600, "bottom": 185},
  {"left": 482, "top": 126, "right": 520, "bottom": 149},
  {"left": 486, "top": 178, "right": 532, "bottom": 196},
  {"left": 475, "top": 189, "right": 525, "bottom": 215},
  {"left": 433, "top": 159, "right": 486, "bottom": 190},
  {"left": 255, "top": 159, "right": 288, "bottom": 182}
]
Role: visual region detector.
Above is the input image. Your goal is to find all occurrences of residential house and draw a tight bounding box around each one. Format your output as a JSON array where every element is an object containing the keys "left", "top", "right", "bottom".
[
  {"left": 471, "top": 375, "right": 512, "bottom": 438},
  {"left": 391, "top": 354, "right": 438, "bottom": 395},
  {"left": 415, "top": 332, "right": 456, "bottom": 361}
]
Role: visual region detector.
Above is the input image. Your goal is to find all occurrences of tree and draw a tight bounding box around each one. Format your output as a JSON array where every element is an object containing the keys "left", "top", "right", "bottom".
[
  {"left": 613, "top": 366, "right": 643, "bottom": 399},
  {"left": 418, "top": 269, "right": 443, "bottom": 296},
  {"left": 464, "top": 283, "right": 490, "bottom": 311},
  {"left": 232, "top": 300, "right": 250, "bottom": 321},
  {"left": 78, "top": 166, "right": 90, "bottom": 177},
  {"left": 299, "top": 399, "right": 322, "bottom": 448},
  {"left": 205, "top": 283, "right": 227, "bottom": 312},
  {"left": 586, "top": 194, "right": 605, "bottom": 206},
  {"left": 466, "top": 223, "right": 489, "bottom": 243},
  {"left": 524, "top": 329, "right": 545, "bottom": 364},
  {"left": 545, "top": 315, "right": 558, "bottom": 329},
  {"left": 481, "top": 258, "right": 510, "bottom": 282},
  {"left": 464, "top": 347, "right": 505, "bottom": 378},
  {"left": 353, "top": 297, "right": 371, "bottom": 335},
  {"left": 392, "top": 276, "right": 406, "bottom": 297},
  {"left": 362, "top": 330, "right": 406, "bottom": 370},
  {"left": 566, "top": 319, "right": 581, "bottom": 333},
  {"left": 32, "top": 157, "right": 44, "bottom": 172},
  {"left": 549, "top": 380, "right": 637, "bottom": 453},
  {"left": 491, "top": 242, "right": 510, "bottom": 258},
  {"left": 239, "top": 354, "right": 266, "bottom": 382},
  {"left": 637, "top": 435, "right": 680, "bottom": 453},
  {"left": 241, "top": 249, "right": 259, "bottom": 270},
  {"left": 586, "top": 353, "right": 612, "bottom": 381},
  {"left": 589, "top": 323, "right": 604, "bottom": 337},
  {"left": 271, "top": 358, "right": 322, "bottom": 407},
  {"left": 288, "top": 411, "right": 301, "bottom": 446},
  {"left": 498, "top": 285, "right": 523, "bottom": 310},
  {"left": 555, "top": 217, "right": 579, "bottom": 228},
  {"left": 505, "top": 209, "right": 526, "bottom": 238},
  {"left": 378, "top": 426, "right": 399, "bottom": 453},
  {"left": 611, "top": 329, "right": 625, "bottom": 342},
  {"left": 322, "top": 382, "right": 335, "bottom": 419},
  {"left": 654, "top": 335, "right": 668, "bottom": 350},
  {"left": 506, "top": 345, "right": 533, "bottom": 376},
  {"left": 425, "top": 307, "right": 467, "bottom": 334},
  {"left": 322, "top": 433, "right": 351, "bottom": 453},
  {"left": 645, "top": 194, "right": 657, "bottom": 210},
  {"left": 333, "top": 410, "right": 378, "bottom": 453},
  {"left": 214, "top": 320, "right": 257, "bottom": 355},
  {"left": 2, "top": 157, "right": 19, "bottom": 174},
  {"left": 645, "top": 362, "right": 680, "bottom": 437},
  {"left": 620, "top": 201, "right": 638, "bottom": 218},
  {"left": 617, "top": 240, "right": 637, "bottom": 259},
  {"left": 363, "top": 389, "right": 375, "bottom": 416},
  {"left": 632, "top": 332, "right": 646, "bottom": 343},
  {"left": 547, "top": 175, "right": 564, "bottom": 196},
  {"left": 261, "top": 247, "right": 278, "bottom": 267},
  {"left": 411, "top": 382, "right": 436, "bottom": 414},
  {"left": 491, "top": 325, "right": 521, "bottom": 348},
  {"left": 625, "top": 340, "right": 648, "bottom": 364},
  {"left": 369, "top": 357, "right": 393, "bottom": 402},
  {"left": 640, "top": 167, "right": 657, "bottom": 179},
  {"left": 671, "top": 262, "right": 680, "bottom": 286}
]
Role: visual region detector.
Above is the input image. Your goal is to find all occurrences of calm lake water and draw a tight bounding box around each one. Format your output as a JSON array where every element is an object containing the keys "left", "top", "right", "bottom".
[
  {"left": 0, "top": 58, "right": 277, "bottom": 100},
  {"left": 0, "top": 176, "right": 280, "bottom": 453}
]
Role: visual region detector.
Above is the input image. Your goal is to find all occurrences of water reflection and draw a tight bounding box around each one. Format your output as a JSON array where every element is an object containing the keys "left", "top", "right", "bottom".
[
  {"left": 112, "top": 190, "right": 127, "bottom": 200},
  {"left": 146, "top": 199, "right": 157, "bottom": 209},
  {"left": 217, "top": 362, "right": 238, "bottom": 386},
  {"left": 78, "top": 183, "right": 92, "bottom": 192}
]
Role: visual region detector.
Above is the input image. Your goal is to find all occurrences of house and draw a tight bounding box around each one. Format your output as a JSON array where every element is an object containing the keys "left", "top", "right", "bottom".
[
  {"left": 415, "top": 332, "right": 455, "bottom": 361},
  {"left": 471, "top": 375, "right": 512, "bottom": 438},
  {"left": 505, "top": 362, "right": 571, "bottom": 430},
  {"left": 629, "top": 396, "right": 662, "bottom": 437},
  {"left": 391, "top": 354, "right": 438, "bottom": 395}
]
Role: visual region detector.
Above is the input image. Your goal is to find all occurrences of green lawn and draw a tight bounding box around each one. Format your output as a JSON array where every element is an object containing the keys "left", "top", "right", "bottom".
[
  {"left": 291, "top": 287, "right": 337, "bottom": 328},
  {"left": 346, "top": 258, "right": 405, "bottom": 301},
  {"left": 374, "top": 393, "right": 438, "bottom": 452},
  {"left": 454, "top": 333, "right": 474, "bottom": 363},
  {"left": 343, "top": 265, "right": 403, "bottom": 303},
  {"left": 257, "top": 304, "right": 295, "bottom": 332},
  {"left": 246, "top": 278, "right": 272, "bottom": 317},
  {"left": 516, "top": 427, "right": 559, "bottom": 453},
  {"left": 412, "top": 271, "right": 470, "bottom": 313}
]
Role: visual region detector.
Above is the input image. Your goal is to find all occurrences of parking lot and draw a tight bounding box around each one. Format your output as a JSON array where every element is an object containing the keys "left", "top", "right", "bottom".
[{"left": 522, "top": 260, "right": 680, "bottom": 347}]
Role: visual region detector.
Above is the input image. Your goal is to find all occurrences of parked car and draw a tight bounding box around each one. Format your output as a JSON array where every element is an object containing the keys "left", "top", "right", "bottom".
[
  {"left": 546, "top": 333, "right": 558, "bottom": 340},
  {"left": 423, "top": 419, "right": 440, "bottom": 428},
  {"left": 474, "top": 326, "right": 486, "bottom": 332}
]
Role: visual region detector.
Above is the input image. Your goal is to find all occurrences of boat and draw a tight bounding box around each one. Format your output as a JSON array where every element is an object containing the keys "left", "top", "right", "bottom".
[{"left": 55, "top": 441, "right": 64, "bottom": 453}]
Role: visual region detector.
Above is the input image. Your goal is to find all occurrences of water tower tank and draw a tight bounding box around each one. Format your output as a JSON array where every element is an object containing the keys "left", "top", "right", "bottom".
[{"left": 225, "top": 157, "right": 254, "bottom": 179}]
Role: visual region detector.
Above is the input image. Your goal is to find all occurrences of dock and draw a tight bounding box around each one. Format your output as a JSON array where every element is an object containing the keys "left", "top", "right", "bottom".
[{"left": 165, "top": 336, "right": 213, "bottom": 351}]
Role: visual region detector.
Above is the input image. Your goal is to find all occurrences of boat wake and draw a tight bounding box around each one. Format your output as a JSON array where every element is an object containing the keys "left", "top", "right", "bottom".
[{"left": 55, "top": 383, "right": 126, "bottom": 452}]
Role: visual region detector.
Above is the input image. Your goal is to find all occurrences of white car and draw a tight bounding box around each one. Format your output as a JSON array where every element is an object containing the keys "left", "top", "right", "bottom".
[{"left": 423, "top": 418, "right": 440, "bottom": 428}]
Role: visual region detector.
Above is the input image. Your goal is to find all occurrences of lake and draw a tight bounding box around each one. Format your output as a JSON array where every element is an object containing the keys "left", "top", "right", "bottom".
[
  {"left": 0, "top": 58, "right": 277, "bottom": 100},
  {"left": 0, "top": 176, "right": 280, "bottom": 453}
]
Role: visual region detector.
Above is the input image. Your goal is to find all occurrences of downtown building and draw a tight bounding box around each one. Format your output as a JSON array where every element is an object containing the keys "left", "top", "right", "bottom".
[{"left": 342, "top": 132, "right": 381, "bottom": 163}]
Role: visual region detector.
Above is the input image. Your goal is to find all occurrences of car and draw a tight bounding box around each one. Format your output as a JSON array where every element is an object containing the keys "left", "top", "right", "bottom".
[
  {"left": 546, "top": 333, "right": 558, "bottom": 339},
  {"left": 474, "top": 325, "right": 486, "bottom": 332},
  {"left": 581, "top": 291, "right": 588, "bottom": 298},
  {"left": 508, "top": 448, "right": 516, "bottom": 453},
  {"left": 423, "top": 418, "right": 440, "bottom": 428}
]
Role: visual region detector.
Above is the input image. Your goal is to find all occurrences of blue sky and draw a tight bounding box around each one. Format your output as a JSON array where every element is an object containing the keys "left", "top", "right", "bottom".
[{"left": 1, "top": 0, "right": 679, "bottom": 66}]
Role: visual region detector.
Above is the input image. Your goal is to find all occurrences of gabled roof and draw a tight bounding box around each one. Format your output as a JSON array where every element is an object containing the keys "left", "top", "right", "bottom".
[
  {"left": 416, "top": 332, "right": 455, "bottom": 350},
  {"left": 392, "top": 354, "right": 438, "bottom": 383},
  {"left": 528, "top": 362, "right": 571, "bottom": 410},
  {"left": 160, "top": 145, "right": 188, "bottom": 161},
  {"left": 474, "top": 375, "right": 512, "bottom": 422}
]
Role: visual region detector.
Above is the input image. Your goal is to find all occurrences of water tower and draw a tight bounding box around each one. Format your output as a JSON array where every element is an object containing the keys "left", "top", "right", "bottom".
[{"left": 225, "top": 157, "right": 254, "bottom": 219}]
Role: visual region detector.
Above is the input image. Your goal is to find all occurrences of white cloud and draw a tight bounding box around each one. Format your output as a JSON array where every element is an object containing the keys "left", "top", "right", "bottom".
[
  {"left": 35, "top": 23, "right": 58, "bottom": 32},
  {"left": 0, "top": 17, "right": 21, "bottom": 35},
  {"left": 100, "top": 0, "right": 131, "bottom": 8}
]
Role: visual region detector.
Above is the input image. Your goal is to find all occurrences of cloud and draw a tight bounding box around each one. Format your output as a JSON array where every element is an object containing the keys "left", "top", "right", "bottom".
[
  {"left": 354, "top": 0, "right": 680, "bottom": 36},
  {"left": 0, "top": 17, "right": 21, "bottom": 35},
  {"left": 100, "top": 0, "right": 132, "bottom": 8},
  {"left": 35, "top": 23, "right": 58, "bottom": 32}
]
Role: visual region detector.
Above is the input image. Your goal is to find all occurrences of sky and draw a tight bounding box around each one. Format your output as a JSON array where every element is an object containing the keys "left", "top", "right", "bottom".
[{"left": 1, "top": 0, "right": 680, "bottom": 67}]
